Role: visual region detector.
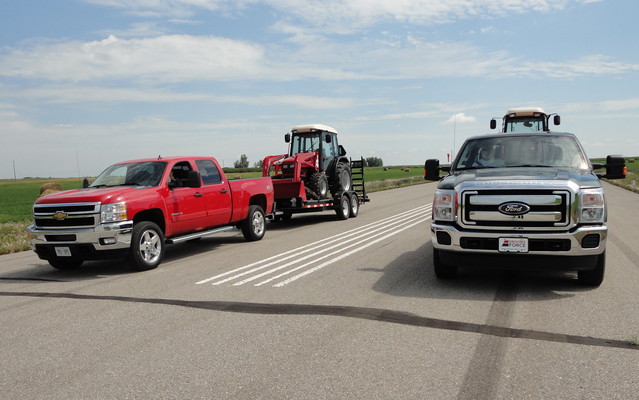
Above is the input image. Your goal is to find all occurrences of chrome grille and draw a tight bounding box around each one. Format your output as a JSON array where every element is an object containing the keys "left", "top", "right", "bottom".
[{"left": 33, "top": 202, "right": 100, "bottom": 229}]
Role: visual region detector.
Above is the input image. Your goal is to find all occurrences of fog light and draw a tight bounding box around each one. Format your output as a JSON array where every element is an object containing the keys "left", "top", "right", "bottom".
[{"left": 100, "top": 237, "right": 117, "bottom": 245}]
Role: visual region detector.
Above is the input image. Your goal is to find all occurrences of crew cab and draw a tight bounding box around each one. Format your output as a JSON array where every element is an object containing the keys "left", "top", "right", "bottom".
[
  {"left": 27, "top": 156, "right": 274, "bottom": 271},
  {"left": 424, "top": 131, "right": 626, "bottom": 286}
]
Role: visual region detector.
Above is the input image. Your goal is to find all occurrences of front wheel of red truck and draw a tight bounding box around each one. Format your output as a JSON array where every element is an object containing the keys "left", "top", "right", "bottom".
[
  {"left": 129, "top": 221, "right": 165, "bottom": 271},
  {"left": 242, "top": 205, "right": 266, "bottom": 241}
]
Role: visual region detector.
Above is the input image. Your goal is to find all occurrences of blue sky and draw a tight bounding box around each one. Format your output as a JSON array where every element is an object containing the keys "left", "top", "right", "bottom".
[{"left": 1, "top": 0, "right": 638, "bottom": 178}]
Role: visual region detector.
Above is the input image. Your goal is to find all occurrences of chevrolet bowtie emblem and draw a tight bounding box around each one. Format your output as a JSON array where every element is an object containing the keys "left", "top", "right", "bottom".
[{"left": 53, "top": 211, "right": 68, "bottom": 220}]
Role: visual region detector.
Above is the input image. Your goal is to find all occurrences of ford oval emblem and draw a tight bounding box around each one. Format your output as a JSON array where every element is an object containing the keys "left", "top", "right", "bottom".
[{"left": 498, "top": 202, "right": 530, "bottom": 215}]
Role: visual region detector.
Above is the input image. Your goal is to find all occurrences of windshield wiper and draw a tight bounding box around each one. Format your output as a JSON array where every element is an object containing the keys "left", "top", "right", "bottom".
[{"left": 89, "top": 184, "right": 110, "bottom": 188}]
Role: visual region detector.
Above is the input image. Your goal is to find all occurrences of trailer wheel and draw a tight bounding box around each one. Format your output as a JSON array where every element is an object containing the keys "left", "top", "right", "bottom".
[
  {"left": 48, "top": 258, "right": 83, "bottom": 270},
  {"left": 129, "top": 221, "right": 165, "bottom": 271},
  {"left": 242, "top": 205, "right": 266, "bottom": 241},
  {"left": 335, "top": 195, "right": 350, "bottom": 220},
  {"left": 578, "top": 251, "right": 605, "bottom": 287},
  {"left": 332, "top": 162, "right": 351, "bottom": 194},
  {"left": 349, "top": 193, "right": 359, "bottom": 218}
]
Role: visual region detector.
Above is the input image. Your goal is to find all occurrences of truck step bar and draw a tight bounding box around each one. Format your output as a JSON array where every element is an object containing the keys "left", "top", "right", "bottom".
[
  {"left": 350, "top": 157, "right": 369, "bottom": 203},
  {"left": 166, "top": 226, "right": 235, "bottom": 244}
]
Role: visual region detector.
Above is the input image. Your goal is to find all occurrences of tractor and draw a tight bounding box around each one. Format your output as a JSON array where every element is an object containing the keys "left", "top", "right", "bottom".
[{"left": 490, "top": 107, "right": 561, "bottom": 133}]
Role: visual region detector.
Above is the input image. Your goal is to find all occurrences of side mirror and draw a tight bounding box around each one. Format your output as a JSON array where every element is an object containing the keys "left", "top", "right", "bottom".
[
  {"left": 325, "top": 134, "right": 332, "bottom": 143},
  {"left": 82, "top": 178, "right": 90, "bottom": 188},
  {"left": 338, "top": 145, "right": 346, "bottom": 156},
  {"left": 424, "top": 159, "right": 441, "bottom": 181},
  {"left": 490, "top": 119, "right": 497, "bottom": 130},
  {"left": 182, "top": 170, "right": 201, "bottom": 188},
  {"left": 603, "top": 155, "right": 626, "bottom": 179},
  {"left": 553, "top": 115, "right": 561, "bottom": 126},
  {"left": 285, "top": 133, "right": 291, "bottom": 143}
]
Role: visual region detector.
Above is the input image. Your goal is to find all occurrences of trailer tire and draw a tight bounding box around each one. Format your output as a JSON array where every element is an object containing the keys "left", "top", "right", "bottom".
[
  {"left": 129, "top": 221, "right": 165, "bottom": 271},
  {"left": 335, "top": 195, "right": 350, "bottom": 220},
  {"left": 349, "top": 193, "right": 359, "bottom": 218},
  {"left": 242, "top": 205, "right": 266, "bottom": 241},
  {"left": 48, "top": 258, "right": 84, "bottom": 270},
  {"left": 307, "top": 172, "right": 329, "bottom": 199}
]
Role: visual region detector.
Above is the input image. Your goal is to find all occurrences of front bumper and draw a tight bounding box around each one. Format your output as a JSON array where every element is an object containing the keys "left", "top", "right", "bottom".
[
  {"left": 27, "top": 221, "right": 133, "bottom": 260},
  {"left": 430, "top": 223, "right": 606, "bottom": 271}
]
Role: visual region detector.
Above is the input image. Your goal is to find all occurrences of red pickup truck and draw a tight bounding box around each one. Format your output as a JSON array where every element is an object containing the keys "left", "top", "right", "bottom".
[{"left": 27, "top": 156, "right": 274, "bottom": 271}]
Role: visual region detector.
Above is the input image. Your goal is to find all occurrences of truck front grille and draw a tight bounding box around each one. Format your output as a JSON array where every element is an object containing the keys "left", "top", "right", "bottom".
[
  {"left": 33, "top": 202, "right": 100, "bottom": 229},
  {"left": 462, "top": 189, "right": 570, "bottom": 229}
]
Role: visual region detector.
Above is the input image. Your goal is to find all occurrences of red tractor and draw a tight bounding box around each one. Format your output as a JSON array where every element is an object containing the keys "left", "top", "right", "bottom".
[{"left": 262, "top": 124, "right": 368, "bottom": 220}]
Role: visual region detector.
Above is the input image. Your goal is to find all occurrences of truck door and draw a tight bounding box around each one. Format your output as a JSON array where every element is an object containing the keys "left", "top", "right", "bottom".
[
  {"left": 167, "top": 160, "right": 208, "bottom": 234},
  {"left": 195, "top": 159, "right": 232, "bottom": 227}
]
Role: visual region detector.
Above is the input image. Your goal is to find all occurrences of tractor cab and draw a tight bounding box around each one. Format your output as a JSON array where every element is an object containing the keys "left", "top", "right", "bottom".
[
  {"left": 286, "top": 124, "right": 345, "bottom": 172},
  {"left": 490, "top": 107, "right": 560, "bottom": 133}
]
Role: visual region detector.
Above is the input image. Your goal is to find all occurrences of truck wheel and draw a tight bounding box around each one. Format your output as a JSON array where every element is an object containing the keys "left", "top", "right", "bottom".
[
  {"left": 129, "top": 221, "right": 165, "bottom": 271},
  {"left": 433, "top": 249, "right": 457, "bottom": 279},
  {"left": 335, "top": 195, "right": 350, "bottom": 220},
  {"left": 333, "top": 162, "right": 352, "bottom": 193},
  {"left": 242, "top": 205, "right": 266, "bottom": 241},
  {"left": 578, "top": 251, "right": 605, "bottom": 287},
  {"left": 48, "top": 258, "right": 83, "bottom": 270},
  {"left": 307, "top": 172, "right": 328, "bottom": 199},
  {"left": 349, "top": 193, "right": 359, "bottom": 218}
]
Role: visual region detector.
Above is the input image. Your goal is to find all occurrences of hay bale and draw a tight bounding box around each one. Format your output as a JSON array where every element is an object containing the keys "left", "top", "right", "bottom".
[
  {"left": 40, "top": 182, "right": 63, "bottom": 195},
  {"left": 40, "top": 188, "right": 62, "bottom": 197},
  {"left": 403, "top": 168, "right": 411, "bottom": 172},
  {"left": 383, "top": 167, "right": 389, "bottom": 171}
]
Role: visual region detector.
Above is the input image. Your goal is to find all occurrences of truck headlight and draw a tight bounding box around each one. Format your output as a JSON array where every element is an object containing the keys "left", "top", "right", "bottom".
[
  {"left": 101, "top": 202, "right": 128, "bottom": 223},
  {"left": 579, "top": 189, "right": 605, "bottom": 224},
  {"left": 433, "top": 190, "right": 456, "bottom": 221}
]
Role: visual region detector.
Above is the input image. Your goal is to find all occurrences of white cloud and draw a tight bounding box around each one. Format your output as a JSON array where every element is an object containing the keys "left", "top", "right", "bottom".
[{"left": 443, "top": 113, "right": 476, "bottom": 125}]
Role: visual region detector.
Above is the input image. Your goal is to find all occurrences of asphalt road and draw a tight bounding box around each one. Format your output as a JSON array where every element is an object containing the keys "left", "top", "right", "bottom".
[{"left": 1, "top": 182, "right": 638, "bottom": 399}]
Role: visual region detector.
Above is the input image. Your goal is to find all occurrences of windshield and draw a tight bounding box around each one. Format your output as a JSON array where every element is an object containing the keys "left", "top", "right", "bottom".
[
  {"left": 454, "top": 135, "right": 589, "bottom": 171},
  {"left": 90, "top": 161, "right": 167, "bottom": 187},
  {"left": 290, "top": 133, "right": 321, "bottom": 156},
  {"left": 505, "top": 117, "right": 544, "bottom": 132}
]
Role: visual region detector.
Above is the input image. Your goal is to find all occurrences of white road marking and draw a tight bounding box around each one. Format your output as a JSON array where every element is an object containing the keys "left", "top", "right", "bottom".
[{"left": 196, "top": 205, "right": 431, "bottom": 287}]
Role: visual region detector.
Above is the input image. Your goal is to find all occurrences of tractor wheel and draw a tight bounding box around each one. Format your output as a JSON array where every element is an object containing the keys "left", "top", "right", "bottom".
[
  {"left": 332, "top": 162, "right": 352, "bottom": 194},
  {"left": 335, "top": 194, "right": 350, "bottom": 220},
  {"left": 307, "top": 172, "right": 329, "bottom": 199}
]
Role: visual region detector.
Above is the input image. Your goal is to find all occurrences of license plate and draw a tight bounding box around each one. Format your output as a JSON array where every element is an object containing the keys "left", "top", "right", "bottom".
[
  {"left": 55, "top": 247, "right": 72, "bottom": 257},
  {"left": 499, "top": 238, "right": 528, "bottom": 253}
]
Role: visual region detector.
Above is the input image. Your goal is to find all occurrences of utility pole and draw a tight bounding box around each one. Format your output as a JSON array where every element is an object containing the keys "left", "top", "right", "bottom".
[{"left": 13, "top": 160, "right": 17, "bottom": 180}]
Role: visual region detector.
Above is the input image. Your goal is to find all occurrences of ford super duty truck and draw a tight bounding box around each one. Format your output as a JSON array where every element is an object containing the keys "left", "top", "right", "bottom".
[
  {"left": 27, "top": 156, "right": 274, "bottom": 271},
  {"left": 424, "top": 124, "right": 626, "bottom": 286}
]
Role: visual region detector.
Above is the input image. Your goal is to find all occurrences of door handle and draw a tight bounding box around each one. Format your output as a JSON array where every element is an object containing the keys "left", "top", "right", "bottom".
[
  {"left": 220, "top": 189, "right": 229, "bottom": 194},
  {"left": 194, "top": 192, "right": 203, "bottom": 198}
]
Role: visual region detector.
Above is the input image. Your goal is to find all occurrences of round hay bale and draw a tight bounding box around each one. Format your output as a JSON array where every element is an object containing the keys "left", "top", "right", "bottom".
[
  {"left": 383, "top": 167, "right": 389, "bottom": 171},
  {"left": 40, "top": 188, "right": 62, "bottom": 197},
  {"left": 40, "top": 182, "right": 63, "bottom": 194},
  {"left": 404, "top": 168, "right": 411, "bottom": 172}
]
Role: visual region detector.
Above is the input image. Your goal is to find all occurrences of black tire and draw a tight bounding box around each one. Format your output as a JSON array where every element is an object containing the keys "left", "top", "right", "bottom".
[
  {"left": 578, "top": 252, "right": 605, "bottom": 287},
  {"left": 433, "top": 248, "right": 457, "bottom": 279},
  {"left": 307, "top": 172, "right": 329, "bottom": 199},
  {"left": 242, "top": 205, "right": 266, "bottom": 241},
  {"left": 48, "top": 258, "right": 83, "bottom": 270},
  {"left": 349, "top": 193, "right": 359, "bottom": 218},
  {"left": 129, "top": 221, "right": 165, "bottom": 271},
  {"left": 332, "top": 162, "right": 352, "bottom": 194},
  {"left": 335, "top": 195, "right": 350, "bottom": 220}
]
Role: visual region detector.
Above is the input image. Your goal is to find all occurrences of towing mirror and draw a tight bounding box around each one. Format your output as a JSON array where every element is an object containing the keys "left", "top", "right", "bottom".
[
  {"left": 603, "top": 155, "right": 626, "bottom": 180},
  {"left": 424, "top": 159, "right": 441, "bottom": 181}
]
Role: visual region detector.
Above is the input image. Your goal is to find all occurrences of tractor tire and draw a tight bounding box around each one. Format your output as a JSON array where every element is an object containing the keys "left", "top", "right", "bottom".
[
  {"left": 241, "top": 205, "right": 266, "bottom": 241},
  {"left": 128, "top": 221, "right": 165, "bottom": 271},
  {"left": 332, "top": 162, "right": 352, "bottom": 195},
  {"left": 335, "top": 194, "right": 350, "bottom": 220},
  {"left": 307, "top": 172, "right": 329, "bottom": 199}
]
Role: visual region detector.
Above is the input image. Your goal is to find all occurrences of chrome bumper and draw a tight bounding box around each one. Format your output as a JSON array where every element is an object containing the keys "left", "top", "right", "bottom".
[
  {"left": 430, "top": 223, "right": 606, "bottom": 256},
  {"left": 27, "top": 221, "right": 134, "bottom": 252}
]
